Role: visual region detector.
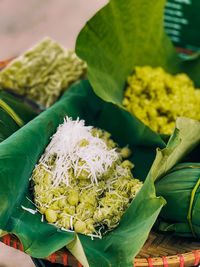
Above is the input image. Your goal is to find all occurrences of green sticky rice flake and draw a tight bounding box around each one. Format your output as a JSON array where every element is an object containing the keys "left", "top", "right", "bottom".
[
  {"left": 31, "top": 127, "right": 143, "bottom": 236},
  {"left": 0, "top": 38, "right": 86, "bottom": 108},
  {"left": 123, "top": 66, "right": 200, "bottom": 134}
]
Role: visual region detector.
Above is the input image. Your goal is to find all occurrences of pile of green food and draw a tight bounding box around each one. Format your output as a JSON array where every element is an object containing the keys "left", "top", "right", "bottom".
[
  {"left": 123, "top": 66, "right": 200, "bottom": 134},
  {"left": 31, "top": 116, "right": 142, "bottom": 236},
  {"left": 0, "top": 38, "right": 86, "bottom": 108}
]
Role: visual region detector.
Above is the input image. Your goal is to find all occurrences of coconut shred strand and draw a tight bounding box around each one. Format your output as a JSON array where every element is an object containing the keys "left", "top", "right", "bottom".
[{"left": 36, "top": 117, "right": 118, "bottom": 187}]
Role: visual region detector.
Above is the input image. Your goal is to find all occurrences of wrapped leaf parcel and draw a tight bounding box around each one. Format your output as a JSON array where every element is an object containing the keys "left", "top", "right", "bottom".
[
  {"left": 0, "top": 38, "right": 86, "bottom": 108},
  {"left": 0, "top": 80, "right": 165, "bottom": 267},
  {"left": 31, "top": 116, "right": 142, "bottom": 236},
  {"left": 75, "top": 0, "right": 200, "bottom": 109},
  {"left": 75, "top": 0, "right": 180, "bottom": 106},
  {"left": 155, "top": 163, "right": 200, "bottom": 238},
  {"left": 143, "top": 117, "right": 200, "bottom": 239}
]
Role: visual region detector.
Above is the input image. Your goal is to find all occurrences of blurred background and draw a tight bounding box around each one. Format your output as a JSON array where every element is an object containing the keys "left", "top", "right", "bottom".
[
  {"left": 0, "top": 0, "right": 108, "bottom": 59},
  {"left": 0, "top": 0, "right": 107, "bottom": 266}
]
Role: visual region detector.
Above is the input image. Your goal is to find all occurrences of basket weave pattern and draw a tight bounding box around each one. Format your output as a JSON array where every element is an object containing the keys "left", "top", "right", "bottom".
[
  {"left": 1, "top": 231, "right": 200, "bottom": 267},
  {"left": 0, "top": 59, "right": 200, "bottom": 267}
]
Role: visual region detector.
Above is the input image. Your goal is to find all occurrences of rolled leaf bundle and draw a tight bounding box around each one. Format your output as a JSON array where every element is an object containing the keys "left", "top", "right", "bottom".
[
  {"left": 31, "top": 116, "right": 143, "bottom": 236},
  {"left": 155, "top": 162, "right": 200, "bottom": 238},
  {"left": 0, "top": 90, "right": 37, "bottom": 142}
]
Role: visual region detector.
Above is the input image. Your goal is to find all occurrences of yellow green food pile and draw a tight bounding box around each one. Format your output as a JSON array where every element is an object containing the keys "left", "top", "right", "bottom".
[
  {"left": 0, "top": 38, "right": 86, "bottom": 108},
  {"left": 123, "top": 66, "right": 200, "bottom": 134},
  {"left": 31, "top": 117, "right": 142, "bottom": 237}
]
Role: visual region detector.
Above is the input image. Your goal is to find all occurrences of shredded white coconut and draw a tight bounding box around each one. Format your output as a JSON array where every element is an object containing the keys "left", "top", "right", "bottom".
[
  {"left": 87, "top": 233, "right": 102, "bottom": 239},
  {"left": 70, "top": 216, "right": 73, "bottom": 230},
  {"left": 21, "top": 205, "right": 37, "bottom": 214},
  {"left": 61, "top": 227, "right": 75, "bottom": 233},
  {"left": 35, "top": 117, "right": 118, "bottom": 187}
]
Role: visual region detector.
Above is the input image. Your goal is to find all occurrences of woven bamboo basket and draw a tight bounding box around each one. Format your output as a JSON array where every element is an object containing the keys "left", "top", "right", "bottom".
[
  {"left": 1, "top": 231, "right": 200, "bottom": 267},
  {"left": 1, "top": 59, "right": 200, "bottom": 267}
]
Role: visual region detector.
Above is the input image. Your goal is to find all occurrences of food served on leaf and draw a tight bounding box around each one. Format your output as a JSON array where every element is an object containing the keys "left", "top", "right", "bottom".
[
  {"left": 31, "top": 117, "right": 142, "bottom": 237},
  {"left": 123, "top": 66, "right": 200, "bottom": 135},
  {"left": 0, "top": 38, "right": 86, "bottom": 108}
]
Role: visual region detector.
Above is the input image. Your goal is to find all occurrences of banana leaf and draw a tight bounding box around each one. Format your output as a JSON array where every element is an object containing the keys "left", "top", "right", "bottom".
[
  {"left": 155, "top": 162, "right": 200, "bottom": 238},
  {"left": 0, "top": 79, "right": 166, "bottom": 267},
  {"left": 0, "top": 90, "right": 37, "bottom": 142},
  {"left": 75, "top": 0, "right": 200, "bottom": 106},
  {"left": 145, "top": 118, "right": 200, "bottom": 238}
]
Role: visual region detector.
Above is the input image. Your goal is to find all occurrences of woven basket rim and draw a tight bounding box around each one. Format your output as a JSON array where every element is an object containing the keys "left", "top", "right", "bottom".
[{"left": 1, "top": 231, "right": 200, "bottom": 267}]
